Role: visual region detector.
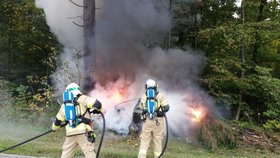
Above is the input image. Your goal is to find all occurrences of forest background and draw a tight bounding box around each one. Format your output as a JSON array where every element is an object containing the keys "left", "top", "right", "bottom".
[{"left": 0, "top": 0, "right": 280, "bottom": 157}]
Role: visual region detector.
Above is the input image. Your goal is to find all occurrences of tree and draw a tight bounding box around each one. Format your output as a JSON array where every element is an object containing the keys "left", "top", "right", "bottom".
[
  {"left": 197, "top": 0, "right": 280, "bottom": 128},
  {"left": 0, "top": 0, "right": 61, "bottom": 83}
]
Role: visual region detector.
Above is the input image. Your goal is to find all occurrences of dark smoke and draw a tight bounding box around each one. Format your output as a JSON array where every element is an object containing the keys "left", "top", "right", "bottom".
[{"left": 94, "top": 0, "right": 171, "bottom": 86}]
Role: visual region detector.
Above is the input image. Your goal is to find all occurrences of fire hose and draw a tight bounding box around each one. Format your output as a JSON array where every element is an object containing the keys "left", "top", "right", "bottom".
[
  {"left": 0, "top": 127, "right": 62, "bottom": 153},
  {"left": 158, "top": 113, "right": 169, "bottom": 158},
  {"left": 0, "top": 122, "right": 68, "bottom": 153},
  {"left": 96, "top": 111, "right": 106, "bottom": 158}
]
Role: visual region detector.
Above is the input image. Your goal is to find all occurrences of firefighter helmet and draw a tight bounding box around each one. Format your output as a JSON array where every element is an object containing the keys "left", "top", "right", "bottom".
[
  {"left": 145, "top": 79, "right": 158, "bottom": 89},
  {"left": 65, "top": 83, "right": 81, "bottom": 97}
]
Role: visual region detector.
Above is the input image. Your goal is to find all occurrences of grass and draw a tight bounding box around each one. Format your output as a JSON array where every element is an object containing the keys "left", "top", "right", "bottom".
[{"left": 0, "top": 121, "right": 280, "bottom": 158}]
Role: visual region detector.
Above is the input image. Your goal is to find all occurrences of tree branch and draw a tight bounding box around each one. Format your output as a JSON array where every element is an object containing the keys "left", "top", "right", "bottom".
[{"left": 69, "top": 0, "right": 86, "bottom": 8}]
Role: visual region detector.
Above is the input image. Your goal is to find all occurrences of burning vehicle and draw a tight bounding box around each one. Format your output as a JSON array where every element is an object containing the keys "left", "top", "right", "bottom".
[{"left": 128, "top": 99, "right": 143, "bottom": 134}]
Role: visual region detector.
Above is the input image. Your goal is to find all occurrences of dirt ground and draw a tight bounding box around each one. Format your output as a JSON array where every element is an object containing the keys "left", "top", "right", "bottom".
[{"left": 238, "top": 128, "right": 280, "bottom": 154}]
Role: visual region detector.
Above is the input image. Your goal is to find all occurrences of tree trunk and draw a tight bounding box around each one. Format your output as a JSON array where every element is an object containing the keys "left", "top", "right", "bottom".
[
  {"left": 235, "top": 0, "right": 246, "bottom": 120},
  {"left": 83, "top": 0, "right": 96, "bottom": 92},
  {"left": 193, "top": 0, "right": 198, "bottom": 50},
  {"left": 166, "top": 0, "right": 172, "bottom": 49}
]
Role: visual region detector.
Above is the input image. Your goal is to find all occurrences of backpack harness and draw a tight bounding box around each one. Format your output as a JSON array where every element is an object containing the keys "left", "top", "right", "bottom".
[{"left": 63, "top": 91, "right": 90, "bottom": 128}]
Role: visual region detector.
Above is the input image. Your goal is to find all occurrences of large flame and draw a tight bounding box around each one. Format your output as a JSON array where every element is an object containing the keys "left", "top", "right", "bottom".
[
  {"left": 111, "top": 91, "right": 123, "bottom": 102},
  {"left": 186, "top": 103, "right": 207, "bottom": 123},
  {"left": 191, "top": 108, "right": 204, "bottom": 122},
  {"left": 106, "top": 85, "right": 130, "bottom": 108}
]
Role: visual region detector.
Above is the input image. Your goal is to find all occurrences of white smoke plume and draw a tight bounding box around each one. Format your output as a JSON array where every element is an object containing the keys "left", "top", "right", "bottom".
[
  {"left": 36, "top": 0, "right": 83, "bottom": 48},
  {"left": 36, "top": 0, "right": 213, "bottom": 137},
  {"left": 36, "top": 0, "right": 87, "bottom": 94}
]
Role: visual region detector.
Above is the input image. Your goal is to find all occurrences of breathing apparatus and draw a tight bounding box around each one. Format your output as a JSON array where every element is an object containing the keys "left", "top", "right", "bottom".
[
  {"left": 145, "top": 87, "right": 158, "bottom": 120},
  {"left": 64, "top": 83, "right": 82, "bottom": 128},
  {"left": 63, "top": 91, "right": 78, "bottom": 128},
  {"left": 144, "top": 79, "right": 158, "bottom": 119}
]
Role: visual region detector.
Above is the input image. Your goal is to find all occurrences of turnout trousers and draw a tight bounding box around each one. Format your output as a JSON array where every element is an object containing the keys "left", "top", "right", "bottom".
[
  {"left": 61, "top": 133, "right": 96, "bottom": 158},
  {"left": 138, "top": 117, "right": 165, "bottom": 158}
]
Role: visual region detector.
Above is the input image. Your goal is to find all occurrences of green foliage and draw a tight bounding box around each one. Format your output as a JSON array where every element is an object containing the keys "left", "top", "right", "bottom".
[
  {"left": 27, "top": 75, "right": 55, "bottom": 110},
  {"left": 0, "top": 80, "right": 12, "bottom": 107},
  {"left": 242, "top": 66, "right": 280, "bottom": 131},
  {"left": 0, "top": 77, "right": 58, "bottom": 128},
  {"left": 172, "top": 0, "right": 238, "bottom": 47},
  {"left": 0, "top": 1, "right": 61, "bottom": 127},
  {"left": 0, "top": 79, "right": 32, "bottom": 120},
  {"left": 188, "top": 0, "right": 280, "bottom": 131},
  {"left": 25, "top": 75, "right": 59, "bottom": 126},
  {"left": 13, "top": 84, "right": 32, "bottom": 111},
  {"left": 0, "top": 0, "right": 61, "bottom": 83}
]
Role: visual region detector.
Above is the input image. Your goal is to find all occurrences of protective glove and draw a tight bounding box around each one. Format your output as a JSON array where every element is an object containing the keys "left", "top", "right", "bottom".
[
  {"left": 91, "top": 109, "right": 101, "bottom": 114},
  {"left": 86, "top": 131, "right": 96, "bottom": 143},
  {"left": 93, "top": 99, "right": 102, "bottom": 109},
  {"left": 77, "top": 116, "right": 91, "bottom": 124},
  {"left": 52, "top": 123, "right": 60, "bottom": 132},
  {"left": 142, "top": 109, "right": 147, "bottom": 116},
  {"left": 156, "top": 105, "right": 170, "bottom": 117},
  {"left": 156, "top": 109, "right": 165, "bottom": 117},
  {"left": 162, "top": 105, "right": 170, "bottom": 113}
]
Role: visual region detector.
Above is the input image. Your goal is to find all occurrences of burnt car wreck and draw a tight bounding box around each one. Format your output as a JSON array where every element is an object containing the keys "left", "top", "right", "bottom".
[{"left": 128, "top": 99, "right": 143, "bottom": 134}]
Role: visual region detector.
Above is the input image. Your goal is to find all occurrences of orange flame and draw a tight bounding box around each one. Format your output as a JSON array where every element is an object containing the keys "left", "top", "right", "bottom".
[
  {"left": 190, "top": 108, "right": 204, "bottom": 122},
  {"left": 111, "top": 91, "right": 123, "bottom": 102},
  {"left": 108, "top": 86, "right": 129, "bottom": 104}
]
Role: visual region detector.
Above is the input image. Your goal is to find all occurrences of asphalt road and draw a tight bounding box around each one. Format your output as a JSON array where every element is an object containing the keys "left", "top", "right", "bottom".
[{"left": 0, "top": 154, "right": 38, "bottom": 158}]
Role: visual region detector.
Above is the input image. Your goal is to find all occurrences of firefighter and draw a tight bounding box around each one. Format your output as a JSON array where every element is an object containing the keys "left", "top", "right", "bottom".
[
  {"left": 138, "top": 79, "right": 170, "bottom": 158},
  {"left": 52, "top": 83, "right": 102, "bottom": 158}
]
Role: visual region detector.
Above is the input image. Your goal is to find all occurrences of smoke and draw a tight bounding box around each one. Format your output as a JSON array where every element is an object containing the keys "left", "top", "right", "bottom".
[
  {"left": 36, "top": 0, "right": 83, "bottom": 48},
  {"left": 36, "top": 0, "right": 213, "bottom": 137},
  {"left": 0, "top": 108, "right": 50, "bottom": 146},
  {"left": 36, "top": 0, "right": 86, "bottom": 94},
  {"left": 94, "top": 0, "right": 171, "bottom": 85}
]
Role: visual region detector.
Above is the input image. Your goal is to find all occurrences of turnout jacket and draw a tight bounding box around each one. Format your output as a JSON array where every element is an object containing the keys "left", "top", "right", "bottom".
[{"left": 55, "top": 95, "right": 98, "bottom": 136}]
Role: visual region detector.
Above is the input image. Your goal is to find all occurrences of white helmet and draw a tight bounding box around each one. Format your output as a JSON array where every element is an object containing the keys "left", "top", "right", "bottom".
[
  {"left": 65, "top": 83, "right": 81, "bottom": 97},
  {"left": 145, "top": 79, "right": 158, "bottom": 89}
]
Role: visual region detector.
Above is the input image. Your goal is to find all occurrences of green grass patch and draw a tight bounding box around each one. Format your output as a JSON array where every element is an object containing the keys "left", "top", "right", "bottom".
[
  {"left": 0, "top": 121, "right": 280, "bottom": 158},
  {"left": 1, "top": 131, "right": 280, "bottom": 158}
]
